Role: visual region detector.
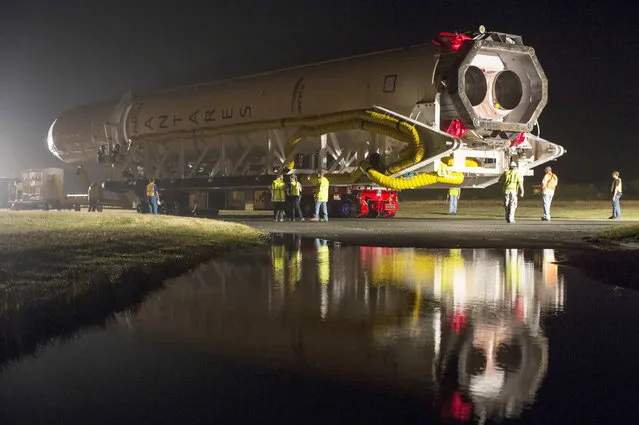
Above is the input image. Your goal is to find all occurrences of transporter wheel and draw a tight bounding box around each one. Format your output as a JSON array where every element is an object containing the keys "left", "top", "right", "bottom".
[
  {"left": 174, "top": 200, "right": 184, "bottom": 215},
  {"left": 382, "top": 210, "right": 396, "bottom": 218},
  {"left": 136, "top": 202, "right": 150, "bottom": 214},
  {"left": 367, "top": 200, "right": 382, "bottom": 218},
  {"left": 300, "top": 195, "right": 314, "bottom": 218},
  {"left": 97, "top": 204, "right": 103, "bottom": 212},
  {"left": 336, "top": 200, "right": 354, "bottom": 218}
]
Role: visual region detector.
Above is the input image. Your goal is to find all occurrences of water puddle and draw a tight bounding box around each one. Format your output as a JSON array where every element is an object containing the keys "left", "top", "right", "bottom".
[{"left": 1, "top": 235, "right": 638, "bottom": 424}]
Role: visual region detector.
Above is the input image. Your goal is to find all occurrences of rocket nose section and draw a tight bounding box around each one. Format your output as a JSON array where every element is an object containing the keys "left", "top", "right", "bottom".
[
  {"left": 47, "top": 118, "right": 63, "bottom": 161},
  {"left": 46, "top": 101, "right": 119, "bottom": 165}
]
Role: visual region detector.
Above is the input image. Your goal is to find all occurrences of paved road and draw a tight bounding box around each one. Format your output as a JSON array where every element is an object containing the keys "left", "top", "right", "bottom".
[{"left": 223, "top": 216, "right": 636, "bottom": 249}]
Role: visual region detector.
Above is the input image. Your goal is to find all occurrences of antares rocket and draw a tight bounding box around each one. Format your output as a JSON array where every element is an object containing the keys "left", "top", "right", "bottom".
[{"left": 47, "top": 27, "right": 564, "bottom": 193}]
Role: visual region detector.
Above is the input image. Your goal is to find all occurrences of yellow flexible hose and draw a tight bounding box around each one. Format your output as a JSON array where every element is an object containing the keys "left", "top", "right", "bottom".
[
  {"left": 131, "top": 108, "right": 464, "bottom": 190},
  {"left": 283, "top": 110, "right": 423, "bottom": 175},
  {"left": 359, "top": 160, "right": 464, "bottom": 190},
  {"left": 442, "top": 156, "right": 481, "bottom": 167}
]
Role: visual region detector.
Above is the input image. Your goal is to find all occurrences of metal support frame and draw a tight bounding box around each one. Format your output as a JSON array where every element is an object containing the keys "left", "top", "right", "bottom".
[
  {"left": 319, "top": 134, "right": 328, "bottom": 171},
  {"left": 110, "top": 103, "right": 562, "bottom": 190}
]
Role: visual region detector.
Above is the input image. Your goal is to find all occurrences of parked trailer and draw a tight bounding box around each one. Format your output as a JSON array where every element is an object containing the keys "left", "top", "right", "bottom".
[
  {"left": 0, "top": 177, "right": 21, "bottom": 208},
  {"left": 8, "top": 167, "right": 133, "bottom": 212},
  {"left": 47, "top": 28, "right": 564, "bottom": 216}
]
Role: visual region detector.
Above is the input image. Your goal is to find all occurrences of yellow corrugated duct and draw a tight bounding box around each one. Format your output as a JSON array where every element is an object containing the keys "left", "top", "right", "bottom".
[
  {"left": 359, "top": 160, "right": 464, "bottom": 190},
  {"left": 283, "top": 110, "right": 423, "bottom": 175},
  {"left": 284, "top": 110, "right": 463, "bottom": 189},
  {"left": 131, "top": 108, "right": 464, "bottom": 190},
  {"left": 442, "top": 156, "right": 481, "bottom": 167}
]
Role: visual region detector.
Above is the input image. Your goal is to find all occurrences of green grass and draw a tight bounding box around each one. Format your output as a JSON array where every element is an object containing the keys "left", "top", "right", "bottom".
[
  {"left": 0, "top": 210, "right": 267, "bottom": 309},
  {"left": 0, "top": 209, "right": 267, "bottom": 367},
  {"left": 598, "top": 224, "right": 639, "bottom": 244},
  {"left": 395, "top": 199, "right": 639, "bottom": 221}
]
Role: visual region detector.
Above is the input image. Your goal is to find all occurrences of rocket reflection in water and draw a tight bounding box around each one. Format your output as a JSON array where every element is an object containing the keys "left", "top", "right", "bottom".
[
  {"left": 276, "top": 239, "right": 564, "bottom": 422},
  {"left": 353, "top": 245, "right": 563, "bottom": 422},
  {"left": 121, "top": 236, "right": 564, "bottom": 423}
]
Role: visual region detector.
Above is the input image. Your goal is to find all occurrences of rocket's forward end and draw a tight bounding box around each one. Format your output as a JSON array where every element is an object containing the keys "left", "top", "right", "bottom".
[
  {"left": 47, "top": 119, "right": 62, "bottom": 161},
  {"left": 438, "top": 31, "right": 547, "bottom": 134},
  {"left": 46, "top": 101, "right": 118, "bottom": 165}
]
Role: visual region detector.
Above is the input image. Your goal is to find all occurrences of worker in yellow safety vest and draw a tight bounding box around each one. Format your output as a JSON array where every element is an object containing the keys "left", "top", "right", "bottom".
[
  {"left": 541, "top": 166, "right": 558, "bottom": 221},
  {"left": 310, "top": 171, "right": 329, "bottom": 222},
  {"left": 146, "top": 178, "right": 160, "bottom": 214},
  {"left": 499, "top": 161, "right": 524, "bottom": 223},
  {"left": 271, "top": 174, "right": 287, "bottom": 221},
  {"left": 447, "top": 187, "right": 461, "bottom": 215},
  {"left": 287, "top": 174, "right": 304, "bottom": 221},
  {"left": 610, "top": 170, "right": 623, "bottom": 219}
]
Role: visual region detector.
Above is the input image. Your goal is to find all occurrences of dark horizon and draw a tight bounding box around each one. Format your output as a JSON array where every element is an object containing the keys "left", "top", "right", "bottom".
[{"left": 0, "top": 0, "right": 636, "bottom": 184}]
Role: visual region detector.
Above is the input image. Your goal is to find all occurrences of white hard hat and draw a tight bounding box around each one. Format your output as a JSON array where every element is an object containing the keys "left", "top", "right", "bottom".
[{"left": 510, "top": 161, "right": 517, "bottom": 167}]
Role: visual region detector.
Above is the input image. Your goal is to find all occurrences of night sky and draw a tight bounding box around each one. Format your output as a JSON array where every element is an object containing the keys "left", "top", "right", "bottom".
[{"left": 0, "top": 0, "right": 636, "bottom": 183}]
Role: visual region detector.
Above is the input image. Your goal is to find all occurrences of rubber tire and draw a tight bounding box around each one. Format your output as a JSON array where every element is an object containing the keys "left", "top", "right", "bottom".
[
  {"left": 338, "top": 200, "right": 353, "bottom": 218},
  {"left": 367, "top": 200, "right": 381, "bottom": 218}
]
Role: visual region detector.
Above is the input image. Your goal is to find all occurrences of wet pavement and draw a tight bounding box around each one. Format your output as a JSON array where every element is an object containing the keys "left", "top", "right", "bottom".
[
  {"left": 1, "top": 236, "right": 639, "bottom": 424},
  {"left": 232, "top": 216, "right": 636, "bottom": 249}
]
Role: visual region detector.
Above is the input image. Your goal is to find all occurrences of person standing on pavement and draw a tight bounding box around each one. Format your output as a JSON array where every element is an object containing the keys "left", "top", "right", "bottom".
[
  {"left": 499, "top": 161, "right": 524, "bottom": 223},
  {"left": 146, "top": 178, "right": 160, "bottom": 215},
  {"left": 271, "top": 173, "right": 287, "bottom": 221},
  {"left": 311, "top": 171, "right": 329, "bottom": 222},
  {"left": 87, "top": 182, "right": 98, "bottom": 212},
  {"left": 610, "top": 171, "right": 623, "bottom": 219},
  {"left": 447, "top": 187, "right": 461, "bottom": 215},
  {"left": 540, "top": 166, "right": 558, "bottom": 221},
  {"left": 287, "top": 174, "right": 305, "bottom": 221}
]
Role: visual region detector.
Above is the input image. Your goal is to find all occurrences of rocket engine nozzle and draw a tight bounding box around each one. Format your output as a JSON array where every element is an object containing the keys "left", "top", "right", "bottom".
[{"left": 440, "top": 33, "right": 547, "bottom": 134}]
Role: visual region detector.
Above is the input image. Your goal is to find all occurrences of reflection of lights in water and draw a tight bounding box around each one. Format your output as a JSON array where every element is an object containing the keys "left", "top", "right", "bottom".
[
  {"left": 265, "top": 243, "right": 564, "bottom": 421},
  {"left": 356, "top": 247, "right": 562, "bottom": 422},
  {"left": 316, "top": 239, "right": 330, "bottom": 320},
  {"left": 126, "top": 242, "right": 567, "bottom": 424},
  {"left": 434, "top": 308, "right": 441, "bottom": 356},
  {"left": 470, "top": 370, "right": 505, "bottom": 399},
  {"left": 364, "top": 272, "right": 369, "bottom": 307},
  {"left": 542, "top": 249, "right": 565, "bottom": 312},
  {"left": 287, "top": 236, "right": 302, "bottom": 292},
  {"left": 271, "top": 244, "right": 285, "bottom": 291},
  {"left": 316, "top": 239, "right": 330, "bottom": 286},
  {"left": 269, "top": 236, "right": 304, "bottom": 297},
  {"left": 411, "top": 283, "right": 422, "bottom": 327},
  {"left": 458, "top": 320, "right": 549, "bottom": 421},
  {"left": 320, "top": 283, "right": 328, "bottom": 320}
]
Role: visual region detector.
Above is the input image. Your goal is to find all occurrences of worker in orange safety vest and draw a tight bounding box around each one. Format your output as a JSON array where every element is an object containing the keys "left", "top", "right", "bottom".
[
  {"left": 540, "top": 166, "right": 558, "bottom": 221},
  {"left": 146, "top": 178, "right": 160, "bottom": 214}
]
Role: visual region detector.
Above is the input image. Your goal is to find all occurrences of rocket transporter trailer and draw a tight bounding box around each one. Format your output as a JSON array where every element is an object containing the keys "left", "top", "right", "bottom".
[{"left": 46, "top": 27, "right": 564, "bottom": 217}]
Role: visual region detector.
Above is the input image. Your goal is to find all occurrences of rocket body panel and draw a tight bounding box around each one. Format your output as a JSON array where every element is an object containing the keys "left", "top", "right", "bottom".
[{"left": 125, "top": 45, "right": 439, "bottom": 140}]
